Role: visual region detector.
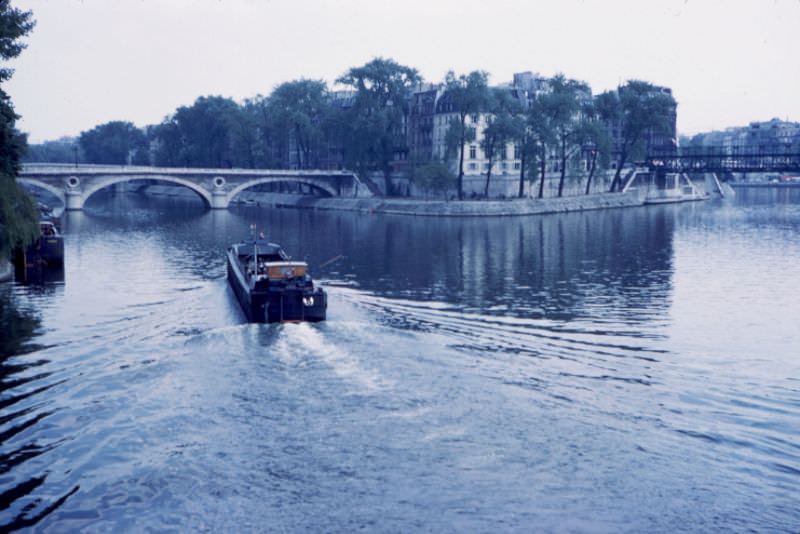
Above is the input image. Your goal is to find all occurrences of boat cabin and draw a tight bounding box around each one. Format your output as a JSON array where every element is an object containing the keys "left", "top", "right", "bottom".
[
  {"left": 40, "top": 221, "right": 59, "bottom": 236},
  {"left": 232, "top": 240, "right": 308, "bottom": 282}
]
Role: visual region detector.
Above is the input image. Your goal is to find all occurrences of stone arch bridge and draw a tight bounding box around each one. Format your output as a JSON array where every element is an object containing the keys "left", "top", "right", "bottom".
[{"left": 19, "top": 164, "right": 370, "bottom": 210}]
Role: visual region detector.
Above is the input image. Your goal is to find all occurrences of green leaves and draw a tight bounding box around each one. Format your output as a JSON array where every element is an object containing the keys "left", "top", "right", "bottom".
[
  {"left": 151, "top": 96, "right": 244, "bottom": 168},
  {"left": 412, "top": 161, "right": 455, "bottom": 198},
  {"left": 600, "top": 80, "right": 677, "bottom": 190},
  {"left": 336, "top": 58, "right": 421, "bottom": 186},
  {"left": 79, "top": 121, "right": 147, "bottom": 165},
  {"left": 264, "top": 79, "right": 329, "bottom": 169},
  {"left": 0, "top": 172, "right": 38, "bottom": 259},
  {"left": 0, "top": 0, "right": 34, "bottom": 82},
  {"left": 0, "top": 1, "right": 37, "bottom": 258},
  {"left": 443, "top": 70, "right": 491, "bottom": 198}
]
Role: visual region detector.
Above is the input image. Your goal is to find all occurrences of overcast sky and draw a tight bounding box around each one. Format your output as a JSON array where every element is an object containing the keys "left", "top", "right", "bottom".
[{"left": 6, "top": 0, "right": 800, "bottom": 143}]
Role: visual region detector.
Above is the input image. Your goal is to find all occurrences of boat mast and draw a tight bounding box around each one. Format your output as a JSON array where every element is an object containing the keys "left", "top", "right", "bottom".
[{"left": 251, "top": 223, "right": 258, "bottom": 278}]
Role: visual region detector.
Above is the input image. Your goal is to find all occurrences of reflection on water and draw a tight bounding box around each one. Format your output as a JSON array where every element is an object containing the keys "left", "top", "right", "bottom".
[{"left": 1, "top": 189, "right": 799, "bottom": 531}]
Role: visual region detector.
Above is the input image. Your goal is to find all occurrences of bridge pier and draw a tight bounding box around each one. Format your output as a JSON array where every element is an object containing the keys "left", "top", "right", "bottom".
[
  {"left": 65, "top": 189, "right": 85, "bottom": 211},
  {"left": 211, "top": 190, "right": 229, "bottom": 209}
]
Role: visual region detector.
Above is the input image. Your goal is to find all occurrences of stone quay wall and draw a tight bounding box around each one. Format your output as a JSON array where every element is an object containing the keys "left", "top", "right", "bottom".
[{"left": 248, "top": 190, "right": 645, "bottom": 217}]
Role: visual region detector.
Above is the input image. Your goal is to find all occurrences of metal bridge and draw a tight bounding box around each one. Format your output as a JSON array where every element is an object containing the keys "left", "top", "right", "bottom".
[
  {"left": 19, "top": 164, "right": 370, "bottom": 210},
  {"left": 645, "top": 146, "right": 800, "bottom": 175}
]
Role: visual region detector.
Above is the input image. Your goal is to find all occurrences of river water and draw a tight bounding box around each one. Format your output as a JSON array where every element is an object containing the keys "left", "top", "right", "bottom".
[{"left": 1, "top": 188, "right": 798, "bottom": 532}]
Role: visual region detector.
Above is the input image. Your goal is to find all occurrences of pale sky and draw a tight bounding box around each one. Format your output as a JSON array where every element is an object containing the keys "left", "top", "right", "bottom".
[{"left": 6, "top": 0, "right": 800, "bottom": 143}]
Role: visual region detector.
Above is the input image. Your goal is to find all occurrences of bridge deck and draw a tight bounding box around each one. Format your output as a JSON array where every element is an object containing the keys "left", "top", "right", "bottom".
[
  {"left": 21, "top": 164, "right": 355, "bottom": 178},
  {"left": 646, "top": 147, "right": 800, "bottom": 174}
]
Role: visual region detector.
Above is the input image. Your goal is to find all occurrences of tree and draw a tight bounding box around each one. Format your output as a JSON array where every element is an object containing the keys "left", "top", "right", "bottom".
[
  {"left": 578, "top": 99, "right": 612, "bottom": 195},
  {"left": 242, "top": 94, "right": 284, "bottom": 168},
  {"left": 412, "top": 161, "right": 455, "bottom": 199},
  {"left": 480, "top": 88, "right": 524, "bottom": 197},
  {"left": 150, "top": 96, "right": 244, "bottom": 168},
  {"left": 149, "top": 119, "right": 183, "bottom": 167},
  {"left": 336, "top": 57, "right": 421, "bottom": 194},
  {"left": 0, "top": 0, "right": 38, "bottom": 260},
  {"left": 227, "top": 102, "right": 258, "bottom": 169},
  {"left": 535, "top": 75, "right": 590, "bottom": 197},
  {"left": 79, "top": 121, "right": 147, "bottom": 165},
  {"left": 603, "top": 80, "right": 677, "bottom": 192},
  {"left": 514, "top": 121, "right": 538, "bottom": 199},
  {"left": 443, "top": 70, "right": 490, "bottom": 199},
  {"left": 527, "top": 93, "right": 556, "bottom": 199},
  {"left": 265, "top": 79, "right": 330, "bottom": 169},
  {"left": 23, "top": 137, "right": 79, "bottom": 164}
]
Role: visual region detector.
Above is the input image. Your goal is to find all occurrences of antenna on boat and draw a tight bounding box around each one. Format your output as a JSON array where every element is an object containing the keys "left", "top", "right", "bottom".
[{"left": 250, "top": 224, "right": 258, "bottom": 272}]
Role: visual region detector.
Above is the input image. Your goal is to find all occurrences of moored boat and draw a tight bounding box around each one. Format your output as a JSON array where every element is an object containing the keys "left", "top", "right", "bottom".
[
  {"left": 14, "top": 220, "right": 64, "bottom": 268},
  {"left": 226, "top": 239, "right": 327, "bottom": 323}
]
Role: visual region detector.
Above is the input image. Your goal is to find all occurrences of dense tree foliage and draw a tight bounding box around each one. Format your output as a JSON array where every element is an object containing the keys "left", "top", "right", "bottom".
[
  {"left": 527, "top": 92, "right": 556, "bottom": 199},
  {"left": 155, "top": 96, "right": 245, "bottom": 168},
  {"left": 264, "top": 79, "right": 329, "bottom": 169},
  {"left": 536, "top": 75, "right": 591, "bottom": 197},
  {"left": 336, "top": 58, "right": 421, "bottom": 193},
  {"left": 601, "top": 80, "right": 676, "bottom": 192},
  {"left": 23, "top": 137, "right": 78, "bottom": 163},
  {"left": 579, "top": 99, "right": 612, "bottom": 195},
  {"left": 79, "top": 121, "right": 147, "bottom": 165},
  {"left": 412, "top": 161, "right": 455, "bottom": 199},
  {"left": 481, "top": 88, "right": 524, "bottom": 197},
  {"left": 443, "top": 70, "right": 490, "bottom": 199},
  {"left": 0, "top": 0, "right": 37, "bottom": 259},
  {"left": 23, "top": 54, "right": 677, "bottom": 200}
]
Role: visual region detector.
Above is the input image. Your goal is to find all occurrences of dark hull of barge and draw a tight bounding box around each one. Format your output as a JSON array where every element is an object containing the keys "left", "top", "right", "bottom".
[{"left": 226, "top": 246, "right": 327, "bottom": 323}]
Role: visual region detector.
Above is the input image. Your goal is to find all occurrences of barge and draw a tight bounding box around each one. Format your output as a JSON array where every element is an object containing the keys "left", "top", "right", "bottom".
[
  {"left": 226, "top": 239, "right": 327, "bottom": 323},
  {"left": 14, "top": 221, "right": 64, "bottom": 267}
]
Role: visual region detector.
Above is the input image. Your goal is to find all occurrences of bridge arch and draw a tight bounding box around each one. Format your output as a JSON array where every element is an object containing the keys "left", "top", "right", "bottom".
[
  {"left": 18, "top": 178, "right": 67, "bottom": 208},
  {"left": 226, "top": 176, "right": 336, "bottom": 203},
  {"left": 82, "top": 175, "right": 214, "bottom": 207}
]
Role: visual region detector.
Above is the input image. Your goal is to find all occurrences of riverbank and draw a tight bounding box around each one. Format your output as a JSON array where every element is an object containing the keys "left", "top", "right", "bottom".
[
  {"left": 729, "top": 182, "right": 800, "bottom": 188},
  {"left": 140, "top": 184, "right": 647, "bottom": 217},
  {"left": 137, "top": 180, "right": 735, "bottom": 216},
  {"left": 268, "top": 191, "right": 646, "bottom": 217}
]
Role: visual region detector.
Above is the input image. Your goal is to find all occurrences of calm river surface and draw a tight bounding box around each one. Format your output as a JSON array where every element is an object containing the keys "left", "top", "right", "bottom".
[{"left": 1, "top": 188, "right": 799, "bottom": 532}]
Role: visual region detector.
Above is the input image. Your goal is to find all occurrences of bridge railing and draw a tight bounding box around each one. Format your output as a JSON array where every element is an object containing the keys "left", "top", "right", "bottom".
[
  {"left": 645, "top": 144, "right": 800, "bottom": 173},
  {"left": 20, "top": 163, "right": 358, "bottom": 177}
]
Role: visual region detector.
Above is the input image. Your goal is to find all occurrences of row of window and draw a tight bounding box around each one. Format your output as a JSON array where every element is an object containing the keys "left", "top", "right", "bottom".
[
  {"left": 467, "top": 162, "right": 522, "bottom": 171},
  {"left": 468, "top": 145, "right": 522, "bottom": 160}
]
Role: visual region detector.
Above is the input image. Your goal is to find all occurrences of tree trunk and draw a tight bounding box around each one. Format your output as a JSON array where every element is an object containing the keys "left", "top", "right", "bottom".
[
  {"left": 585, "top": 150, "right": 598, "bottom": 195},
  {"left": 484, "top": 154, "right": 493, "bottom": 198},
  {"left": 518, "top": 149, "right": 526, "bottom": 198},
  {"left": 537, "top": 145, "right": 546, "bottom": 199},
  {"left": 610, "top": 149, "right": 628, "bottom": 192},
  {"left": 557, "top": 137, "right": 567, "bottom": 197},
  {"left": 294, "top": 132, "right": 303, "bottom": 169},
  {"left": 457, "top": 116, "right": 466, "bottom": 200}
]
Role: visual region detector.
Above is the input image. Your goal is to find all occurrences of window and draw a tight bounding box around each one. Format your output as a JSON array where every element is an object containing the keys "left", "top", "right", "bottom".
[
  {"left": 501, "top": 162, "right": 508, "bottom": 170},
  {"left": 471, "top": 114, "right": 479, "bottom": 124},
  {"left": 514, "top": 145, "right": 521, "bottom": 159},
  {"left": 469, "top": 146, "right": 477, "bottom": 159},
  {"left": 501, "top": 147, "right": 507, "bottom": 160},
  {"left": 483, "top": 162, "right": 490, "bottom": 170},
  {"left": 514, "top": 162, "right": 521, "bottom": 170},
  {"left": 468, "top": 162, "right": 477, "bottom": 170}
]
